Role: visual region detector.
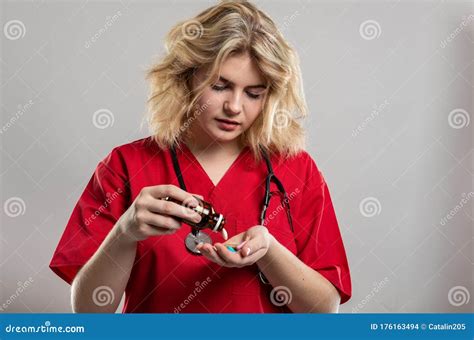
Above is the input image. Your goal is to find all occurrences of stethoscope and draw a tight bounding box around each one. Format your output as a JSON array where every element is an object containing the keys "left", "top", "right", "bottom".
[{"left": 170, "top": 144, "right": 294, "bottom": 283}]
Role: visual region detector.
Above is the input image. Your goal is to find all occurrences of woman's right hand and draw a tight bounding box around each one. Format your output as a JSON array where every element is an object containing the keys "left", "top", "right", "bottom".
[{"left": 117, "top": 184, "right": 202, "bottom": 242}]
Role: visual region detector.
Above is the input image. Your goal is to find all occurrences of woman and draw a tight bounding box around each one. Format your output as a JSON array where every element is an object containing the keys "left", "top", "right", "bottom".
[{"left": 50, "top": 0, "right": 351, "bottom": 313}]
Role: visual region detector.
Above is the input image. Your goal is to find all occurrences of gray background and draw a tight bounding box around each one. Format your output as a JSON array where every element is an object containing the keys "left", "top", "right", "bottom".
[{"left": 1, "top": 0, "right": 472, "bottom": 313}]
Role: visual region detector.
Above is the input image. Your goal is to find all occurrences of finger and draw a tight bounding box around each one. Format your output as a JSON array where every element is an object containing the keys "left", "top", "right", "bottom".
[
  {"left": 192, "top": 193, "right": 204, "bottom": 200},
  {"left": 238, "top": 248, "right": 267, "bottom": 266},
  {"left": 223, "top": 237, "right": 249, "bottom": 250},
  {"left": 141, "top": 211, "right": 182, "bottom": 230},
  {"left": 239, "top": 237, "right": 265, "bottom": 258},
  {"left": 204, "top": 247, "right": 227, "bottom": 266},
  {"left": 139, "top": 223, "right": 177, "bottom": 237},
  {"left": 147, "top": 199, "right": 201, "bottom": 223},
  {"left": 140, "top": 224, "right": 172, "bottom": 237},
  {"left": 214, "top": 243, "right": 243, "bottom": 265},
  {"left": 148, "top": 184, "right": 201, "bottom": 207},
  {"left": 197, "top": 243, "right": 227, "bottom": 266},
  {"left": 150, "top": 225, "right": 178, "bottom": 235},
  {"left": 236, "top": 235, "right": 250, "bottom": 250},
  {"left": 223, "top": 233, "right": 247, "bottom": 247}
]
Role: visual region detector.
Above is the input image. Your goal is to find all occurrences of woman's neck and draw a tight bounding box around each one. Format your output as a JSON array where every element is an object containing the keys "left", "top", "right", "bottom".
[{"left": 183, "top": 134, "right": 244, "bottom": 160}]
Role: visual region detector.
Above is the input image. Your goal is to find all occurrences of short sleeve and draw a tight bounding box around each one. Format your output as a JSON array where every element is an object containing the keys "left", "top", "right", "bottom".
[
  {"left": 49, "top": 147, "right": 130, "bottom": 285},
  {"left": 293, "top": 154, "right": 352, "bottom": 304}
]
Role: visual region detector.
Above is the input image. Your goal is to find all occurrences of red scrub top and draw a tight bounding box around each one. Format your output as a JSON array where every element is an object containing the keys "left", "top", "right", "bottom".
[{"left": 49, "top": 137, "right": 351, "bottom": 313}]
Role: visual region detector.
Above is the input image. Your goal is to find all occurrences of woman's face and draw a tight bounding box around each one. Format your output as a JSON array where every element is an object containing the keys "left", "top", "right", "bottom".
[{"left": 188, "top": 52, "right": 267, "bottom": 145}]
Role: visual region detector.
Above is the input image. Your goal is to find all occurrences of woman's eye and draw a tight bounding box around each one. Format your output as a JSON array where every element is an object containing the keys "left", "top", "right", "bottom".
[
  {"left": 211, "top": 84, "right": 262, "bottom": 100},
  {"left": 211, "top": 84, "right": 227, "bottom": 91},
  {"left": 247, "top": 92, "right": 261, "bottom": 100}
]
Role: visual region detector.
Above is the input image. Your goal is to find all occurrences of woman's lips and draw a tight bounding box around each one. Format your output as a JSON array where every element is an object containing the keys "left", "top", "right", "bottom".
[{"left": 215, "top": 118, "right": 240, "bottom": 131}]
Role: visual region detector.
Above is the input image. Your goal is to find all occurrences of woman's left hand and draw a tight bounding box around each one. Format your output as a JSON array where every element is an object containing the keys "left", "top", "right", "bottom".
[{"left": 196, "top": 225, "right": 273, "bottom": 268}]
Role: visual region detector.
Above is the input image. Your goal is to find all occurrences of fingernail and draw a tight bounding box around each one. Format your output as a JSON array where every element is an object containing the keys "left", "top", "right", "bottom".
[
  {"left": 246, "top": 248, "right": 251, "bottom": 256},
  {"left": 236, "top": 240, "right": 248, "bottom": 250},
  {"left": 213, "top": 246, "right": 218, "bottom": 251}
]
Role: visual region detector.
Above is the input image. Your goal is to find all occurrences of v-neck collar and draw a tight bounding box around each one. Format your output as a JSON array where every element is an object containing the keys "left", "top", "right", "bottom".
[{"left": 178, "top": 141, "right": 250, "bottom": 191}]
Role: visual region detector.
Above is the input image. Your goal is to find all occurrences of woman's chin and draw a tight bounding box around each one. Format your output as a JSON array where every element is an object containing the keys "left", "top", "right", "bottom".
[{"left": 208, "top": 128, "right": 241, "bottom": 143}]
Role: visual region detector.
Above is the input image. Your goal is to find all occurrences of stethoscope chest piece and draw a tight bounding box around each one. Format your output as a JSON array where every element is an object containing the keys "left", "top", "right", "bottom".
[{"left": 185, "top": 231, "right": 212, "bottom": 255}]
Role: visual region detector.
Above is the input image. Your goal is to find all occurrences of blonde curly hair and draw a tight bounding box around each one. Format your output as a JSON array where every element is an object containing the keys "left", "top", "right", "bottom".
[{"left": 145, "top": 0, "right": 307, "bottom": 160}]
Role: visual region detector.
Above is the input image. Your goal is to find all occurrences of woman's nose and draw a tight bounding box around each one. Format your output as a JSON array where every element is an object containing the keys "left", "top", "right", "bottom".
[{"left": 224, "top": 91, "right": 242, "bottom": 115}]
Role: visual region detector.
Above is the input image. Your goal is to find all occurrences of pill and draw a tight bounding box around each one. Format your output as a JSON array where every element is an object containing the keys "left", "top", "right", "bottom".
[{"left": 226, "top": 245, "right": 237, "bottom": 253}]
